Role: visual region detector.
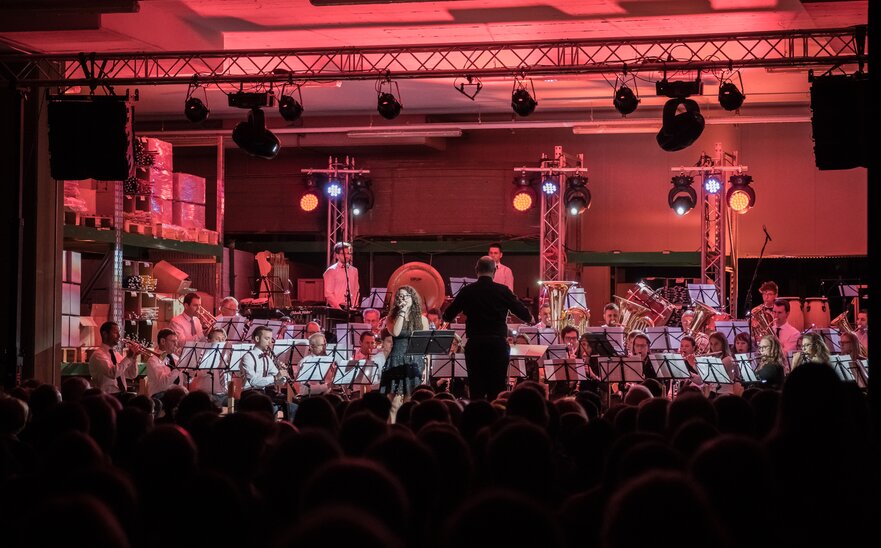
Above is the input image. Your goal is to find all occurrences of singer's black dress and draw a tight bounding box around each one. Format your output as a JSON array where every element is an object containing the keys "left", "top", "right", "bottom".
[{"left": 379, "top": 324, "right": 424, "bottom": 396}]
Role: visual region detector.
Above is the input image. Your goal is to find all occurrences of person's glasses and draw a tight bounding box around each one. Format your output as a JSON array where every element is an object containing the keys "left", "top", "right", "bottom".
[{"left": 759, "top": 345, "right": 771, "bottom": 350}]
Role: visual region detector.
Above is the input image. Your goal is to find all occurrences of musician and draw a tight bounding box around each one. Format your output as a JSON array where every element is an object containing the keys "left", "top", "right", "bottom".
[
  {"left": 575, "top": 333, "right": 602, "bottom": 390},
  {"left": 380, "top": 285, "right": 430, "bottom": 400},
  {"left": 680, "top": 309, "right": 710, "bottom": 353},
  {"left": 353, "top": 331, "right": 376, "bottom": 361},
  {"left": 791, "top": 332, "right": 831, "bottom": 370},
  {"left": 372, "top": 329, "right": 393, "bottom": 370},
  {"left": 189, "top": 328, "right": 229, "bottom": 400},
  {"left": 759, "top": 281, "right": 779, "bottom": 311},
  {"left": 754, "top": 335, "right": 785, "bottom": 389},
  {"left": 308, "top": 332, "right": 328, "bottom": 356},
  {"left": 772, "top": 298, "right": 801, "bottom": 354},
  {"left": 708, "top": 331, "right": 739, "bottom": 394},
  {"left": 678, "top": 335, "right": 703, "bottom": 387},
  {"left": 241, "top": 326, "right": 281, "bottom": 389},
  {"left": 442, "top": 256, "right": 532, "bottom": 400},
  {"left": 426, "top": 308, "right": 442, "bottom": 330},
  {"left": 171, "top": 293, "right": 204, "bottom": 346},
  {"left": 362, "top": 308, "right": 382, "bottom": 335},
  {"left": 88, "top": 321, "right": 138, "bottom": 394},
  {"left": 215, "top": 296, "right": 241, "bottom": 321},
  {"left": 306, "top": 321, "right": 322, "bottom": 337},
  {"left": 840, "top": 331, "right": 866, "bottom": 361},
  {"left": 489, "top": 243, "right": 514, "bottom": 293},
  {"left": 145, "top": 328, "right": 183, "bottom": 398},
  {"left": 734, "top": 332, "right": 752, "bottom": 354},
  {"left": 560, "top": 326, "right": 579, "bottom": 357},
  {"left": 601, "top": 303, "right": 620, "bottom": 328},
  {"left": 323, "top": 242, "right": 360, "bottom": 309},
  {"left": 856, "top": 310, "right": 868, "bottom": 351},
  {"left": 534, "top": 303, "right": 553, "bottom": 329},
  {"left": 630, "top": 331, "right": 655, "bottom": 380}
]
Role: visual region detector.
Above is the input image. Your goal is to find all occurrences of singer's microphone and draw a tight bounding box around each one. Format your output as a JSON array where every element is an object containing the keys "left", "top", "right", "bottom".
[{"left": 762, "top": 225, "right": 773, "bottom": 242}]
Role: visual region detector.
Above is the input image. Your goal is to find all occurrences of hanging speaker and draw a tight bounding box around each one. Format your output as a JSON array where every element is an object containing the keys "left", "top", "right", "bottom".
[
  {"left": 48, "top": 98, "right": 133, "bottom": 181},
  {"left": 810, "top": 73, "right": 868, "bottom": 170}
]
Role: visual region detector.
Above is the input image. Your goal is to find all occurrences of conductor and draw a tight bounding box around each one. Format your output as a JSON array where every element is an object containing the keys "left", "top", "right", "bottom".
[{"left": 442, "top": 256, "right": 533, "bottom": 400}]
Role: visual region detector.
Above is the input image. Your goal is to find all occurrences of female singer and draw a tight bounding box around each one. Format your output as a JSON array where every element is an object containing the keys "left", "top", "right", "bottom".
[
  {"left": 754, "top": 335, "right": 785, "bottom": 389},
  {"left": 734, "top": 332, "right": 752, "bottom": 355},
  {"left": 791, "top": 332, "right": 831, "bottom": 370},
  {"left": 380, "top": 285, "right": 430, "bottom": 402}
]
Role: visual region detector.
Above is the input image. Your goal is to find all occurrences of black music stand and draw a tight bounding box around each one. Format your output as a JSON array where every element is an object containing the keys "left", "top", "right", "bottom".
[
  {"left": 648, "top": 353, "right": 691, "bottom": 380},
  {"left": 597, "top": 356, "right": 645, "bottom": 405},
  {"left": 687, "top": 284, "right": 720, "bottom": 308},
  {"left": 215, "top": 316, "right": 248, "bottom": 342},
  {"left": 176, "top": 341, "right": 203, "bottom": 385},
  {"left": 246, "top": 319, "right": 285, "bottom": 340},
  {"left": 544, "top": 358, "right": 587, "bottom": 382},
  {"left": 450, "top": 277, "right": 477, "bottom": 298},
  {"left": 715, "top": 320, "right": 750, "bottom": 346},
  {"left": 325, "top": 344, "right": 352, "bottom": 366},
  {"left": 829, "top": 355, "right": 855, "bottom": 383},
  {"left": 507, "top": 356, "right": 530, "bottom": 378},
  {"left": 332, "top": 359, "right": 379, "bottom": 394},
  {"left": 282, "top": 324, "right": 307, "bottom": 340},
  {"left": 544, "top": 344, "right": 569, "bottom": 361},
  {"left": 535, "top": 328, "right": 558, "bottom": 346},
  {"left": 696, "top": 356, "right": 732, "bottom": 385},
  {"left": 296, "top": 356, "right": 336, "bottom": 394},
  {"left": 585, "top": 327, "right": 626, "bottom": 356},
  {"left": 360, "top": 288, "right": 389, "bottom": 310},
  {"left": 646, "top": 327, "right": 683, "bottom": 352},
  {"left": 814, "top": 328, "right": 841, "bottom": 353},
  {"left": 734, "top": 353, "right": 760, "bottom": 383},
  {"left": 228, "top": 343, "right": 255, "bottom": 374},
  {"left": 406, "top": 330, "right": 456, "bottom": 356},
  {"left": 334, "top": 322, "right": 372, "bottom": 352},
  {"left": 564, "top": 287, "right": 589, "bottom": 310},
  {"left": 271, "top": 339, "right": 299, "bottom": 369},
  {"left": 195, "top": 342, "right": 232, "bottom": 395},
  {"left": 431, "top": 353, "right": 468, "bottom": 378}
]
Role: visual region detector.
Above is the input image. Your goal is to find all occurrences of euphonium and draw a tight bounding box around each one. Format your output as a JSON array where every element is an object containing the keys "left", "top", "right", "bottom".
[
  {"left": 565, "top": 306, "right": 590, "bottom": 334},
  {"left": 832, "top": 311, "right": 868, "bottom": 358},
  {"left": 614, "top": 295, "right": 654, "bottom": 335},
  {"left": 750, "top": 303, "right": 774, "bottom": 344},
  {"left": 687, "top": 301, "right": 718, "bottom": 337},
  {"left": 540, "top": 281, "right": 577, "bottom": 332}
]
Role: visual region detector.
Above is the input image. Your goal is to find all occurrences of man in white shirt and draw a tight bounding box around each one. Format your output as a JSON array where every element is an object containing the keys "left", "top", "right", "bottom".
[
  {"left": 323, "top": 242, "right": 360, "bottom": 309},
  {"left": 362, "top": 308, "right": 381, "bottom": 335},
  {"left": 602, "top": 303, "right": 620, "bottom": 327},
  {"left": 772, "top": 298, "right": 801, "bottom": 354},
  {"left": 88, "top": 322, "right": 138, "bottom": 394},
  {"left": 489, "top": 243, "right": 514, "bottom": 293},
  {"left": 240, "top": 326, "right": 280, "bottom": 389},
  {"left": 215, "top": 296, "right": 240, "bottom": 321},
  {"left": 145, "top": 328, "right": 183, "bottom": 398},
  {"left": 353, "top": 331, "right": 376, "bottom": 361},
  {"left": 171, "top": 293, "right": 204, "bottom": 347},
  {"left": 533, "top": 303, "right": 553, "bottom": 328}
]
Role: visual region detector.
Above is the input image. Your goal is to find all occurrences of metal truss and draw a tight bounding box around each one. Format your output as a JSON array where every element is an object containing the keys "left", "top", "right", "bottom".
[{"left": 0, "top": 26, "right": 865, "bottom": 88}]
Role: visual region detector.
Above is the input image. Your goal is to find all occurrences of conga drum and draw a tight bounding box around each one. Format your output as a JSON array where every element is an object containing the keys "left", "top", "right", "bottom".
[
  {"left": 780, "top": 297, "right": 804, "bottom": 331},
  {"left": 804, "top": 297, "right": 831, "bottom": 328}
]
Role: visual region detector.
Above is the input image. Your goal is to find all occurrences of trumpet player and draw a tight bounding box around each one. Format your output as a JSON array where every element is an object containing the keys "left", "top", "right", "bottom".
[
  {"left": 88, "top": 321, "right": 139, "bottom": 394},
  {"left": 171, "top": 293, "right": 204, "bottom": 348},
  {"left": 241, "top": 325, "right": 283, "bottom": 389},
  {"left": 145, "top": 329, "right": 184, "bottom": 398}
]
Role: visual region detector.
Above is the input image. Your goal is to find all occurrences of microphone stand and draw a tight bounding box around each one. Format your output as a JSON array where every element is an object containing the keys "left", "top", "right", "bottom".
[{"left": 743, "top": 228, "right": 772, "bottom": 325}]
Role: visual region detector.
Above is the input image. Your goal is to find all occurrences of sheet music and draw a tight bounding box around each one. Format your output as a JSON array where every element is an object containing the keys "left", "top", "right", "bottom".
[
  {"left": 687, "top": 283, "right": 720, "bottom": 308},
  {"left": 597, "top": 356, "right": 644, "bottom": 383},
  {"left": 734, "top": 352, "right": 760, "bottom": 383},
  {"left": 646, "top": 327, "right": 683, "bottom": 352},
  {"left": 696, "top": 356, "right": 731, "bottom": 384},
  {"left": 510, "top": 344, "right": 548, "bottom": 357},
  {"left": 360, "top": 288, "right": 389, "bottom": 309},
  {"left": 450, "top": 277, "right": 477, "bottom": 297},
  {"left": 431, "top": 353, "right": 468, "bottom": 378},
  {"left": 649, "top": 353, "right": 691, "bottom": 379},
  {"left": 564, "top": 287, "right": 588, "bottom": 310}
]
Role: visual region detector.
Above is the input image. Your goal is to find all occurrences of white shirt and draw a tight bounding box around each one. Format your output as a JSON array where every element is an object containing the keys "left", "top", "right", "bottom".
[
  {"left": 774, "top": 322, "right": 801, "bottom": 354},
  {"left": 88, "top": 344, "right": 137, "bottom": 394},
  {"left": 145, "top": 353, "right": 183, "bottom": 397},
  {"left": 353, "top": 348, "right": 374, "bottom": 361},
  {"left": 323, "top": 261, "right": 360, "bottom": 309},
  {"left": 171, "top": 313, "right": 204, "bottom": 345},
  {"left": 240, "top": 348, "right": 279, "bottom": 389},
  {"left": 189, "top": 369, "right": 228, "bottom": 395},
  {"left": 493, "top": 263, "right": 514, "bottom": 293}
]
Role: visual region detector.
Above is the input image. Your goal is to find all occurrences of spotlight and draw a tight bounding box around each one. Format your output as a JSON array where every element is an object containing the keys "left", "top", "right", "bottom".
[
  {"left": 184, "top": 84, "right": 209, "bottom": 123},
  {"left": 512, "top": 172, "right": 536, "bottom": 212},
  {"left": 349, "top": 175, "right": 374, "bottom": 216},
  {"left": 300, "top": 174, "right": 321, "bottom": 212},
  {"left": 325, "top": 177, "right": 344, "bottom": 199},
  {"left": 376, "top": 75, "right": 403, "bottom": 120},
  {"left": 726, "top": 174, "right": 755, "bottom": 214},
  {"left": 657, "top": 97, "right": 705, "bottom": 152},
  {"left": 564, "top": 175, "right": 591, "bottom": 215},
  {"left": 703, "top": 173, "right": 722, "bottom": 194},
  {"left": 279, "top": 85, "right": 304, "bottom": 122},
  {"left": 668, "top": 175, "right": 697, "bottom": 216},
  {"left": 541, "top": 176, "right": 558, "bottom": 195},
  {"left": 718, "top": 71, "right": 746, "bottom": 111},
  {"left": 232, "top": 108, "right": 280, "bottom": 160},
  {"left": 511, "top": 76, "right": 537, "bottom": 117},
  {"left": 613, "top": 85, "right": 640, "bottom": 116}
]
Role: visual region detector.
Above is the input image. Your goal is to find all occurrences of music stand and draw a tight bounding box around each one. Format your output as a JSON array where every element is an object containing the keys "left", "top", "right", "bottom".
[
  {"left": 715, "top": 320, "right": 750, "bottom": 346},
  {"left": 813, "top": 328, "right": 841, "bottom": 353},
  {"left": 282, "top": 324, "right": 306, "bottom": 340},
  {"left": 564, "top": 287, "right": 589, "bottom": 310},
  {"left": 325, "top": 343, "right": 352, "bottom": 365},
  {"left": 449, "top": 323, "right": 467, "bottom": 340},
  {"left": 405, "top": 330, "right": 456, "bottom": 356},
  {"left": 696, "top": 356, "right": 732, "bottom": 385},
  {"left": 215, "top": 316, "right": 248, "bottom": 342},
  {"left": 360, "top": 288, "right": 389, "bottom": 310},
  {"left": 855, "top": 359, "right": 869, "bottom": 389},
  {"left": 508, "top": 344, "right": 547, "bottom": 378},
  {"left": 543, "top": 344, "right": 569, "bottom": 361},
  {"left": 334, "top": 322, "right": 372, "bottom": 351},
  {"left": 431, "top": 353, "right": 468, "bottom": 378},
  {"left": 838, "top": 284, "right": 862, "bottom": 298},
  {"left": 734, "top": 353, "right": 760, "bottom": 383},
  {"left": 228, "top": 343, "right": 255, "bottom": 373},
  {"left": 649, "top": 353, "right": 691, "bottom": 380},
  {"left": 177, "top": 341, "right": 202, "bottom": 371},
  {"left": 535, "top": 328, "right": 558, "bottom": 346},
  {"left": 646, "top": 327, "right": 683, "bottom": 352},
  {"left": 450, "top": 277, "right": 477, "bottom": 298},
  {"left": 195, "top": 342, "right": 232, "bottom": 394},
  {"left": 687, "top": 284, "right": 720, "bottom": 308},
  {"left": 585, "top": 327, "right": 626, "bottom": 356},
  {"left": 296, "top": 355, "right": 335, "bottom": 385},
  {"left": 246, "top": 319, "right": 284, "bottom": 340},
  {"left": 829, "top": 355, "right": 855, "bottom": 382},
  {"left": 544, "top": 358, "right": 587, "bottom": 382},
  {"left": 597, "top": 356, "right": 645, "bottom": 383},
  {"left": 333, "top": 359, "right": 379, "bottom": 390}
]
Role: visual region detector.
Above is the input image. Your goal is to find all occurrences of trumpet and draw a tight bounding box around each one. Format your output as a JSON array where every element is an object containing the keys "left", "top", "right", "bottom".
[{"left": 119, "top": 337, "right": 163, "bottom": 358}]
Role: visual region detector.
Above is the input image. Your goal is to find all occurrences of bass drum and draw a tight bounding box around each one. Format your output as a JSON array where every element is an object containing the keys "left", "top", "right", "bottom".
[
  {"left": 386, "top": 262, "right": 447, "bottom": 312},
  {"left": 804, "top": 297, "right": 830, "bottom": 329},
  {"left": 780, "top": 297, "right": 804, "bottom": 332}
]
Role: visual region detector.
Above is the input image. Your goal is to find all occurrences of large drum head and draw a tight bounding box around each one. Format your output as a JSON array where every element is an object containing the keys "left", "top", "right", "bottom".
[{"left": 387, "top": 262, "right": 447, "bottom": 311}]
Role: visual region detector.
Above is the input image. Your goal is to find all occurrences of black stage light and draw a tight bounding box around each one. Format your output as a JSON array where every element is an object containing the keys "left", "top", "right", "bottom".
[
  {"left": 377, "top": 92, "right": 402, "bottom": 120},
  {"left": 657, "top": 97, "right": 705, "bottom": 152},
  {"left": 232, "top": 108, "right": 281, "bottom": 160},
  {"left": 718, "top": 82, "right": 745, "bottom": 111},
  {"left": 668, "top": 175, "right": 697, "bottom": 216},
  {"left": 613, "top": 85, "right": 640, "bottom": 116},
  {"left": 512, "top": 88, "right": 537, "bottom": 117},
  {"left": 726, "top": 174, "right": 756, "bottom": 214},
  {"left": 511, "top": 172, "right": 537, "bottom": 212},
  {"left": 349, "top": 175, "right": 375, "bottom": 216},
  {"left": 279, "top": 94, "right": 304, "bottom": 122},
  {"left": 564, "top": 175, "right": 591, "bottom": 215},
  {"left": 184, "top": 97, "right": 209, "bottom": 123}
]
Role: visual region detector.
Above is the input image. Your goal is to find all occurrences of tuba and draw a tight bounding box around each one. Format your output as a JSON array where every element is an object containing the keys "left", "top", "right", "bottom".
[
  {"left": 539, "top": 281, "right": 577, "bottom": 332},
  {"left": 565, "top": 306, "right": 590, "bottom": 334},
  {"left": 685, "top": 301, "right": 719, "bottom": 354},
  {"left": 750, "top": 303, "right": 774, "bottom": 344},
  {"left": 615, "top": 295, "right": 655, "bottom": 335},
  {"left": 831, "top": 311, "right": 868, "bottom": 358}
]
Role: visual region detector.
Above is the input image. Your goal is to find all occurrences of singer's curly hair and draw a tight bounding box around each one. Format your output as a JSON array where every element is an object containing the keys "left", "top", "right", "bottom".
[{"left": 390, "top": 285, "right": 424, "bottom": 330}]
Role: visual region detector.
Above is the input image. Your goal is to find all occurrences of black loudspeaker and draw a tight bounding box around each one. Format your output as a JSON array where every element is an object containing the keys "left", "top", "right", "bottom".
[
  {"left": 48, "top": 99, "right": 132, "bottom": 180},
  {"left": 810, "top": 73, "right": 868, "bottom": 171}
]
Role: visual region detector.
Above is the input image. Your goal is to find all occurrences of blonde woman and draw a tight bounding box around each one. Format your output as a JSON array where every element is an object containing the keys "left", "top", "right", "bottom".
[
  {"left": 754, "top": 335, "right": 785, "bottom": 389},
  {"left": 791, "top": 332, "right": 831, "bottom": 370}
]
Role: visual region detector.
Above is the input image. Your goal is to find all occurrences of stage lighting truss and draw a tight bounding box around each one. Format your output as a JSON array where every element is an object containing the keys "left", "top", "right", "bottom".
[
  {"left": 349, "top": 175, "right": 374, "bottom": 216},
  {"left": 511, "top": 74, "right": 537, "bottom": 117},
  {"left": 277, "top": 82, "right": 304, "bottom": 122},
  {"left": 184, "top": 82, "right": 209, "bottom": 123},
  {"left": 454, "top": 75, "right": 483, "bottom": 100},
  {"left": 511, "top": 171, "right": 537, "bottom": 212},
  {"left": 668, "top": 175, "right": 697, "bottom": 216},
  {"left": 300, "top": 173, "right": 322, "bottom": 212},
  {"left": 376, "top": 74, "right": 403, "bottom": 120},
  {"left": 718, "top": 70, "right": 746, "bottom": 111},
  {"left": 612, "top": 72, "right": 640, "bottom": 116},
  {"left": 564, "top": 175, "right": 591, "bottom": 215},
  {"left": 727, "top": 174, "right": 755, "bottom": 214}
]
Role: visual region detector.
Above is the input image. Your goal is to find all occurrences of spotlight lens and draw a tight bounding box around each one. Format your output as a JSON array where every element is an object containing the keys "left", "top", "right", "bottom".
[
  {"left": 352, "top": 207, "right": 362, "bottom": 216},
  {"left": 300, "top": 192, "right": 319, "bottom": 212},
  {"left": 326, "top": 180, "right": 343, "bottom": 198},
  {"left": 728, "top": 189, "right": 751, "bottom": 213},
  {"left": 541, "top": 180, "right": 558, "bottom": 195},
  {"left": 671, "top": 196, "right": 694, "bottom": 216},
  {"left": 704, "top": 176, "right": 722, "bottom": 194},
  {"left": 513, "top": 191, "right": 534, "bottom": 212}
]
